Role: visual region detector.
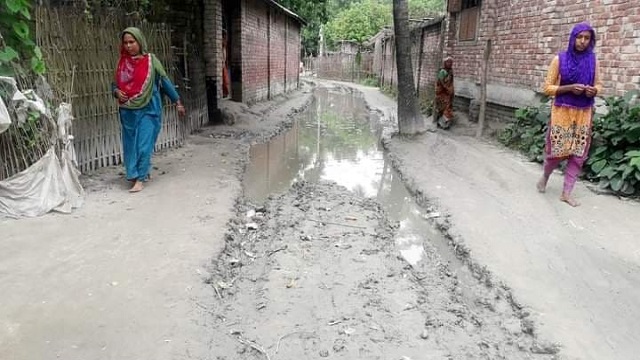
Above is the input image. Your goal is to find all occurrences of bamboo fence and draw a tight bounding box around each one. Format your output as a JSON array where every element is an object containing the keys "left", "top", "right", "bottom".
[
  {"left": 0, "top": 6, "right": 208, "bottom": 180},
  {"left": 309, "top": 53, "right": 375, "bottom": 83},
  {"left": 36, "top": 6, "right": 182, "bottom": 173}
]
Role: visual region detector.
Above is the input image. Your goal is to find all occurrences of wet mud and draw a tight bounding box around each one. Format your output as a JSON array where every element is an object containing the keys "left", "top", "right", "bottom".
[{"left": 208, "top": 85, "right": 559, "bottom": 359}]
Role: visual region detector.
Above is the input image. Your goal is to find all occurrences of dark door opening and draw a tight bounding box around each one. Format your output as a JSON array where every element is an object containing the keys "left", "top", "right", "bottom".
[{"left": 222, "top": 0, "right": 242, "bottom": 102}]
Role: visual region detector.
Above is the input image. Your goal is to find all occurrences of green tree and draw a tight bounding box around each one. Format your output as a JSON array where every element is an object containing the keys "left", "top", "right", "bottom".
[
  {"left": 325, "top": 0, "right": 391, "bottom": 46},
  {"left": 407, "top": 0, "right": 444, "bottom": 18},
  {"left": 323, "top": 0, "right": 443, "bottom": 48},
  {"left": 278, "top": 0, "right": 329, "bottom": 56},
  {"left": 327, "top": 0, "right": 356, "bottom": 15}
]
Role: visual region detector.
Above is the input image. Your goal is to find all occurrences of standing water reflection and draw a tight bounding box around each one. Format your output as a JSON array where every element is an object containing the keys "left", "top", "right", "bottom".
[{"left": 244, "top": 87, "right": 449, "bottom": 267}]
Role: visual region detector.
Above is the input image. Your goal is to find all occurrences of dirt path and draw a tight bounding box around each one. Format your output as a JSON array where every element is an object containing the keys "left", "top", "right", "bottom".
[
  {"left": 208, "top": 181, "right": 554, "bottom": 359},
  {"left": 0, "top": 89, "right": 312, "bottom": 360},
  {"left": 347, "top": 83, "right": 640, "bottom": 360},
  {"left": 4, "top": 80, "right": 638, "bottom": 360},
  {"left": 0, "top": 136, "right": 242, "bottom": 360}
]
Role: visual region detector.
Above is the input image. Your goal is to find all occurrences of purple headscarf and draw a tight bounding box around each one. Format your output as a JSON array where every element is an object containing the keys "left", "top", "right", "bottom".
[{"left": 555, "top": 22, "right": 597, "bottom": 108}]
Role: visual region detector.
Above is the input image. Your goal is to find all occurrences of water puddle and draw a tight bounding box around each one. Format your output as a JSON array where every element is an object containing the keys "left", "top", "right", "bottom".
[{"left": 244, "top": 87, "right": 467, "bottom": 275}]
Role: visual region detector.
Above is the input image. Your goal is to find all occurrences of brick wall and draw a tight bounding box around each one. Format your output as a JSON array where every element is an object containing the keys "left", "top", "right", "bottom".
[
  {"left": 240, "top": 0, "right": 302, "bottom": 104},
  {"left": 269, "top": 9, "right": 286, "bottom": 98},
  {"left": 149, "top": 0, "right": 212, "bottom": 125},
  {"left": 241, "top": 0, "right": 270, "bottom": 103},
  {"left": 417, "top": 24, "right": 444, "bottom": 99},
  {"left": 447, "top": 0, "right": 640, "bottom": 103},
  {"left": 286, "top": 20, "right": 301, "bottom": 91},
  {"left": 375, "top": 19, "right": 444, "bottom": 99}
]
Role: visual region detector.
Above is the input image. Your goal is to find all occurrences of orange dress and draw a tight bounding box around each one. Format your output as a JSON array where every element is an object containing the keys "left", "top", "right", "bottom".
[{"left": 543, "top": 56, "right": 602, "bottom": 158}]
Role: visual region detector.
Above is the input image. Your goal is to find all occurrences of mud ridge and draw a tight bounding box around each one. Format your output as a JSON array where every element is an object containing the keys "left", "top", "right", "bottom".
[
  {"left": 207, "top": 179, "right": 560, "bottom": 359},
  {"left": 379, "top": 130, "right": 561, "bottom": 356},
  {"left": 320, "top": 83, "right": 563, "bottom": 356}
]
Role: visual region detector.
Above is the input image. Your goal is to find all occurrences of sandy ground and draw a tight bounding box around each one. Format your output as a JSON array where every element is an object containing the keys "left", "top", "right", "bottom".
[
  {"left": 0, "top": 136, "right": 242, "bottom": 360},
  {"left": 0, "top": 88, "right": 313, "bottom": 360},
  {"left": 2, "top": 80, "right": 639, "bottom": 360},
  {"left": 349, "top": 83, "right": 640, "bottom": 360}
]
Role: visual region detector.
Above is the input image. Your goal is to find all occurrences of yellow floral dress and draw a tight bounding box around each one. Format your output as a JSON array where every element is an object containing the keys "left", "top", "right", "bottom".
[{"left": 543, "top": 56, "right": 603, "bottom": 159}]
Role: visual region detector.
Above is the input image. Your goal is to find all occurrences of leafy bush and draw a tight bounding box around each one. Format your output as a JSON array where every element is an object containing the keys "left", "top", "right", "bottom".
[
  {"left": 499, "top": 91, "right": 640, "bottom": 196},
  {"left": 418, "top": 92, "right": 434, "bottom": 116},
  {"left": 360, "top": 77, "right": 379, "bottom": 87},
  {"left": 498, "top": 99, "right": 550, "bottom": 162},
  {"left": 586, "top": 91, "right": 640, "bottom": 195},
  {"left": 0, "top": 0, "right": 46, "bottom": 76},
  {"left": 380, "top": 85, "right": 397, "bottom": 99}
]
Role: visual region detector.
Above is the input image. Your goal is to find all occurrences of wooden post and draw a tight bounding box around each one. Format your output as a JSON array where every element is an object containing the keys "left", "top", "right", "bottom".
[{"left": 476, "top": 39, "right": 492, "bottom": 138}]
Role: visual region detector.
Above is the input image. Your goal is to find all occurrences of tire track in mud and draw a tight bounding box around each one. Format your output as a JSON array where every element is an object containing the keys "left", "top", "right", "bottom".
[{"left": 208, "top": 180, "right": 558, "bottom": 359}]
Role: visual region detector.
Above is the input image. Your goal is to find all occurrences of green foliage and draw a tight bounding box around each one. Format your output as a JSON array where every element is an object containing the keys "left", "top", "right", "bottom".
[
  {"left": 497, "top": 100, "right": 549, "bottom": 163},
  {"left": 327, "top": 0, "right": 353, "bottom": 15},
  {"left": 285, "top": 0, "right": 443, "bottom": 54},
  {"left": 360, "top": 76, "right": 379, "bottom": 87},
  {"left": 418, "top": 92, "right": 433, "bottom": 116},
  {"left": 586, "top": 91, "right": 640, "bottom": 195},
  {"left": 278, "top": 0, "right": 329, "bottom": 55},
  {"left": 0, "top": 0, "right": 46, "bottom": 76},
  {"left": 381, "top": 84, "right": 397, "bottom": 99},
  {"left": 325, "top": 0, "right": 391, "bottom": 45},
  {"left": 499, "top": 91, "right": 640, "bottom": 196},
  {"left": 408, "top": 0, "right": 445, "bottom": 18},
  {"left": 323, "top": 0, "right": 444, "bottom": 48}
]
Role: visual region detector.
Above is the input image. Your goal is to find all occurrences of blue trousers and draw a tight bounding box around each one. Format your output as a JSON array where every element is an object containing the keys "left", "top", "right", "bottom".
[{"left": 120, "top": 109, "right": 161, "bottom": 181}]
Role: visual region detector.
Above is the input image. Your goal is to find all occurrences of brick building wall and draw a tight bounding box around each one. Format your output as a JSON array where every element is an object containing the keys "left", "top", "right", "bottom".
[
  {"left": 417, "top": 23, "right": 445, "bottom": 99},
  {"left": 447, "top": 0, "right": 640, "bottom": 109},
  {"left": 146, "top": 0, "right": 216, "bottom": 124},
  {"left": 241, "top": 0, "right": 270, "bottom": 103},
  {"left": 238, "top": 0, "right": 302, "bottom": 104},
  {"left": 269, "top": 9, "right": 286, "bottom": 97},
  {"left": 286, "top": 20, "right": 301, "bottom": 91},
  {"left": 375, "top": 18, "right": 445, "bottom": 99},
  {"left": 158, "top": 0, "right": 211, "bottom": 96},
  {"left": 225, "top": 0, "right": 242, "bottom": 102}
]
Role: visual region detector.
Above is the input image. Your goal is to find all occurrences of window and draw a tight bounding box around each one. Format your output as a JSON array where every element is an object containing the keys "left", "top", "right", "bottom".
[
  {"left": 459, "top": 0, "right": 480, "bottom": 41},
  {"left": 462, "top": 0, "right": 480, "bottom": 8}
]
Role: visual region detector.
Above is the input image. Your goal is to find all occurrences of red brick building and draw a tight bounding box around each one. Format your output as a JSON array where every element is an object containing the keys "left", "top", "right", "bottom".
[
  {"left": 446, "top": 0, "right": 640, "bottom": 114},
  {"left": 222, "top": 0, "right": 304, "bottom": 105},
  {"left": 158, "top": 0, "right": 304, "bottom": 122}
]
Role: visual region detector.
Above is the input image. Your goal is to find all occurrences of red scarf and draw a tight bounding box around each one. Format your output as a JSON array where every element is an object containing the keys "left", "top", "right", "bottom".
[{"left": 115, "top": 48, "right": 151, "bottom": 103}]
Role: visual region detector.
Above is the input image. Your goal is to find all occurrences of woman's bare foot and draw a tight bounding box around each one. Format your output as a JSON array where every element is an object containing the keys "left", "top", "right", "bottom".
[
  {"left": 536, "top": 177, "right": 547, "bottom": 193},
  {"left": 560, "top": 193, "right": 579, "bottom": 207},
  {"left": 129, "top": 180, "right": 144, "bottom": 193}
]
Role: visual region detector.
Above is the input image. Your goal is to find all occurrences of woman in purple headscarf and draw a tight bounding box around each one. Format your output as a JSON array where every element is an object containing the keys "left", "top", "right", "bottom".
[{"left": 537, "top": 23, "right": 602, "bottom": 207}]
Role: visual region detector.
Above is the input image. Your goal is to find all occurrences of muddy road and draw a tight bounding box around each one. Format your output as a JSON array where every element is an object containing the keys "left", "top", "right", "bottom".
[
  {"left": 4, "top": 82, "right": 609, "bottom": 360},
  {"left": 208, "top": 86, "right": 557, "bottom": 359}
]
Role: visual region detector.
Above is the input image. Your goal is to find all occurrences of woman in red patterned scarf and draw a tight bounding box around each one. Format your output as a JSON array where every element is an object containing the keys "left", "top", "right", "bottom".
[{"left": 112, "top": 27, "right": 186, "bottom": 193}]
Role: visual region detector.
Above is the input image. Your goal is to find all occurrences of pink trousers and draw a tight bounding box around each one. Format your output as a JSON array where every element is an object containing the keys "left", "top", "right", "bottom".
[{"left": 542, "top": 154, "right": 587, "bottom": 194}]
